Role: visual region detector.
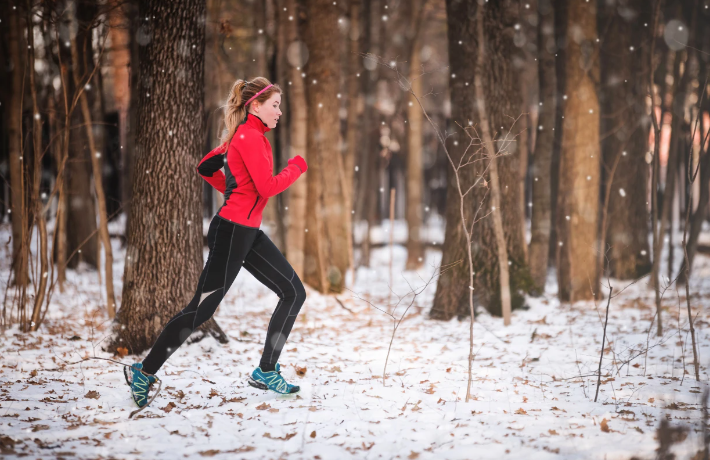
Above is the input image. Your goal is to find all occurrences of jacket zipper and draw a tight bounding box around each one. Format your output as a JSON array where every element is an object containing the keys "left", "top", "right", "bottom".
[{"left": 247, "top": 196, "right": 260, "bottom": 220}]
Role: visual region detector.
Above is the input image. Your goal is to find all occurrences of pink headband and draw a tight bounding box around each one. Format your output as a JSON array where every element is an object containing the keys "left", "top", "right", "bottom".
[{"left": 245, "top": 83, "right": 273, "bottom": 107}]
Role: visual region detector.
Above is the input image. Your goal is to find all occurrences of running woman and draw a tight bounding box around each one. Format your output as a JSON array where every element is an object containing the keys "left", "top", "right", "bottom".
[{"left": 126, "top": 77, "right": 308, "bottom": 407}]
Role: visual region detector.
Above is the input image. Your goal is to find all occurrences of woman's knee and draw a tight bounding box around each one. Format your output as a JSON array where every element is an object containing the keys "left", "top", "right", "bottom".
[{"left": 291, "top": 277, "right": 307, "bottom": 307}]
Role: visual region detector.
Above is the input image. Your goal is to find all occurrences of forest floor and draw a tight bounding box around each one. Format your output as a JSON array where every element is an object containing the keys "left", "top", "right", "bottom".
[{"left": 1, "top": 218, "right": 710, "bottom": 459}]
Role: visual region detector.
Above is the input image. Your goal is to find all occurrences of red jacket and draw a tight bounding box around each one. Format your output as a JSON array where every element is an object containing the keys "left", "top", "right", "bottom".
[{"left": 197, "top": 113, "right": 307, "bottom": 228}]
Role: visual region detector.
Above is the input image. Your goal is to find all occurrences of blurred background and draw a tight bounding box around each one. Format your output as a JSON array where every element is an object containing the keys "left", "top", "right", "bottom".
[{"left": 1, "top": 0, "right": 709, "bottom": 345}]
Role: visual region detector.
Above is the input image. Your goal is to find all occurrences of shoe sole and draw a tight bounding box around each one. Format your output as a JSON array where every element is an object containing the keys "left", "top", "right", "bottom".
[{"left": 247, "top": 376, "right": 300, "bottom": 394}]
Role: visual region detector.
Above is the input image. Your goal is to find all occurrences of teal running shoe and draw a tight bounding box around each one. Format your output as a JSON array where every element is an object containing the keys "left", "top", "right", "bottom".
[
  {"left": 124, "top": 363, "right": 158, "bottom": 408},
  {"left": 247, "top": 363, "right": 300, "bottom": 394}
]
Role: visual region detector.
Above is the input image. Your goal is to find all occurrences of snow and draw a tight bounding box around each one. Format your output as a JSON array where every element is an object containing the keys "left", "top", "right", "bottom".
[{"left": 1, "top": 217, "right": 709, "bottom": 459}]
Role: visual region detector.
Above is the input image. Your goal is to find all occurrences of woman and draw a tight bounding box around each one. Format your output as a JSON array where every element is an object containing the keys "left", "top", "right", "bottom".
[{"left": 126, "top": 77, "right": 308, "bottom": 407}]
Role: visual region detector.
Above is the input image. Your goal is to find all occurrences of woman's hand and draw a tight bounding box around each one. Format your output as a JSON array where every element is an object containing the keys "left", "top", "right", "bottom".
[{"left": 288, "top": 155, "right": 308, "bottom": 173}]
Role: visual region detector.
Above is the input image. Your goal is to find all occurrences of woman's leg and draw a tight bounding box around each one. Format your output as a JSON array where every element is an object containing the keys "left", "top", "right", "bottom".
[
  {"left": 242, "top": 229, "right": 307, "bottom": 371},
  {"left": 142, "top": 217, "right": 258, "bottom": 374}
]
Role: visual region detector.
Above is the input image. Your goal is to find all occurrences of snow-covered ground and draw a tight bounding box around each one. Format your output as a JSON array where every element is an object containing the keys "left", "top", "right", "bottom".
[{"left": 1, "top": 217, "right": 710, "bottom": 459}]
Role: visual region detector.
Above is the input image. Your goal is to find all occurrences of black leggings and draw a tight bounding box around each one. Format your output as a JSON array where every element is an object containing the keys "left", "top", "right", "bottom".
[{"left": 142, "top": 215, "right": 306, "bottom": 375}]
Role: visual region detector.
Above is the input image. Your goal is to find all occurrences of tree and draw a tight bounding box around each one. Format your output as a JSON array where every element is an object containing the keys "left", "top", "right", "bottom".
[
  {"left": 431, "top": 0, "right": 531, "bottom": 320},
  {"left": 7, "top": 1, "right": 29, "bottom": 290},
  {"left": 301, "top": 0, "right": 350, "bottom": 294},
  {"left": 556, "top": 0, "right": 600, "bottom": 302},
  {"left": 528, "top": 0, "right": 556, "bottom": 293},
  {"left": 112, "top": 0, "right": 226, "bottom": 353},
  {"left": 405, "top": 0, "right": 425, "bottom": 271},
  {"left": 283, "top": 0, "right": 309, "bottom": 279},
  {"left": 599, "top": 0, "right": 651, "bottom": 280}
]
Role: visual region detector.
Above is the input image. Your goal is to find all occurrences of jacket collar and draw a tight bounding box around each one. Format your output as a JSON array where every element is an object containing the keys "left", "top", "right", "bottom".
[{"left": 245, "top": 112, "right": 271, "bottom": 134}]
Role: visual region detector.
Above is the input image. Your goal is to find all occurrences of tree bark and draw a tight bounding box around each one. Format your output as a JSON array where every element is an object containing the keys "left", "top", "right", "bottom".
[
  {"left": 27, "top": 1, "right": 49, "bottom": 332},
  {"left": 68, "top": 2, "right": 117, "bottom": 318},
  {"left": 599, "top": 0, "right": 651, "bottom": 280},
  {"left": 405, "top": 0, "right": 425, "bottom": 271},
  {"left": 557, "top": 0, "right": 600, "bottom": 302},
  {"left": 528, "top": 0, "right": 555, "bottom": 293},
  {"left": 301, "top": 0, "right": 349, "bottom": 294},
  {"left": 355, "top": 0, "right": 381, "bottom": 270},
  {"left": 65, "top": 1, "right": 98, "bottom": 270},
  {"left": 432, "top": 0, "right": 531, "bottom": 320},
  {"left": 112, "top": 0, "right": 227, "bottom": 354},
  {"left": 283, "top": 0, "right": 309, "bottom": 280},
  {"left": 8, "top": 4, "right": 29, "bottom": 290},
  {"left": 548, "top": 0, "right": 567, "bottom": 265}
]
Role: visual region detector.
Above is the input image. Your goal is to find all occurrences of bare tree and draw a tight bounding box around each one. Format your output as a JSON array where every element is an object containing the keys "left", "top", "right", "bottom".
[
  {"left": 301, "top": 0, "right": 350, "bottom": 294},
  {"left": 112, "top": 0, "right": 227, "bottom": 353},
  {"left": 528, "top": 0, "right": 555, "bottom": 294},
  {"left": 432, "top": 0, "right": 530, "bottom": 320},
  {"left": 556, "top": 0, "right": 600, "bottom": 302}
]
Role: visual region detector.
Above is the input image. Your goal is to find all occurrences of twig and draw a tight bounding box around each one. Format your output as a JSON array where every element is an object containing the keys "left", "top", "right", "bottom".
[{"left": 594, "top": 284, "right": 613, "bottom": 402}]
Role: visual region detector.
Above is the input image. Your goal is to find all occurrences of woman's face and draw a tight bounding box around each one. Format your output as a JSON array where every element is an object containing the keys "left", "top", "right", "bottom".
[{"left": 251, "top": 92, "right": 282, "bottom": 129}]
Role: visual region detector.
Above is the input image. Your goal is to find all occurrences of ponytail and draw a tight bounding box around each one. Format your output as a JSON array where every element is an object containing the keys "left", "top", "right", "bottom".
[{"left": 222, "top": 77, "right": 282, "bottom": 144}]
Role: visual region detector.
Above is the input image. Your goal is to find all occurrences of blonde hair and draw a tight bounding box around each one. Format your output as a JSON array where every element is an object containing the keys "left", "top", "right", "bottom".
[{"left": 222, "top": 77, "right": 282, "bottom": 144}]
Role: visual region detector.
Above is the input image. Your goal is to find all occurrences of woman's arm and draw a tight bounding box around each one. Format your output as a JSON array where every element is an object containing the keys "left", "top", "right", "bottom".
[
  {"left": 241, "top": 135, "right": 307, "bottom": 198},
  {"left": 196, "top": 142, "right": 228, "bottom": 194}
]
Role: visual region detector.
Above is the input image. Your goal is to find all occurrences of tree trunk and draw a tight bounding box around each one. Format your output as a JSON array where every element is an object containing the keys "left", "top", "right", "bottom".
[
  {"left": 27, "top": 3, "right": 49, "bottom": 332},
  {"left": 283, "top": 0, "right": 308, "bottom": 280},
  {"left": 528, "top": 0, "right": 555, "bottom": 293},
  {"left": 64, "top": 1, "right": 98, "bottom": 270},
  {"left": 8, "top": 4, "right": 29, "bottom": 289},
  {"left": 431, "top": 0, "right": 531, "bottom": 320},
  {"left": 405, "top": 0, "right": 425, "bottom": 271},
  {"left": 301, "top": 0, "right": 349, "bottom": 294},
  {"left": 355, "top": 0, "right": 381, "bottom": 270},
  {"left": 112, "top": 0, "right": 227, "bottom": 354},
  {"left": 68, "top": 1, "right": 117, "bottom": 318},
  {"left": 599, "top": 0, "right": 651, "bottom": 280},
  {"left": 556, "top": 0, "right": 600, "bottom": 302},
  {"left": 548, "top": 0, "right": 567, "bottom": 265}
]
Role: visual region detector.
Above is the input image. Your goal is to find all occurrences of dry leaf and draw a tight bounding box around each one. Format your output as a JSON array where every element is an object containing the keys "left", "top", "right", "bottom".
[
  {"left": 600, "top": 418, "right": 610, "bottom": 433},
  {"left": 208, "top": 389, "right": 220, "bottom": 399},
  {"left": 163, "top": 402, "right": 176, "bottom": 413},
  {"left": 255, "top": 403, "right": 271, "bottom": 410},
  {"left": 116, "top": 347, "right": 128, "bottom": 357},
  {"left": 648, "top": 397, "right": 655, "bottom": 403},
  {"left": 263, "top": 432, "right": 297, "bottom": 441},
  {"left": 514, "top": 408, "right": 527, "bottom": 415},
  {"left": 84, "top": 390, "right": 100, "bottom": 400},
  {"left": 268, "top": 408, "right": 279, "bottom": 413},
  {"left": 295, "top": 366, "right": 307, "bottom": 377},
  {"left": 408, "top": 452, "right": 420, "bottom": 459},
  {"left": 310, "top": 431, "right": 316, "bottom": 438},
  {"left": 548, "top": 429, "right": 558, "bottom": 436}
]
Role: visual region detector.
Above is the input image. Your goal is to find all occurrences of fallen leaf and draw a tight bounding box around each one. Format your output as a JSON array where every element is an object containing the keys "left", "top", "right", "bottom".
[
  {"left": 600, "top": 418, "right": 610, "bottom": 433},
  {"left": 29, "top": 370, "right": 38, "bottom": 378},
  {"left": 310, "top": 431, "right": 316, "bottom": 438},
  {"left": 84, "top": 390, "right": 100, "bottom": 400},
  {"left": 648, "top": 397, "right": 655, "bottom": 403},
  {"left": 548, "top": 429, "right": 558, "bottom": 436},
  {"left": 116, "top": 347, "right": 128, "bottom": 357},
  {"left": 268, "top": 408, "right": 279, "bottom": 413},
  {"left": 256, "top": 403, "right": 271, "bottom": 410},
  {"left": 295, "top": 366, "right": 307, "bottom": 377},
  {"left": 163, "top": 402, "right": 176, "bottom": 413},
  {"left": 263, "top": 432, "right": 297, "bottom": 441},
  {"left": 408, "top": 452, "right": 420, "bottom": 459},
  {"left": 515, "top": 408, "right": 527, "bottom": 415},
  {"left": 208, "top": 389, "right": 220, "bottom": 399}
]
